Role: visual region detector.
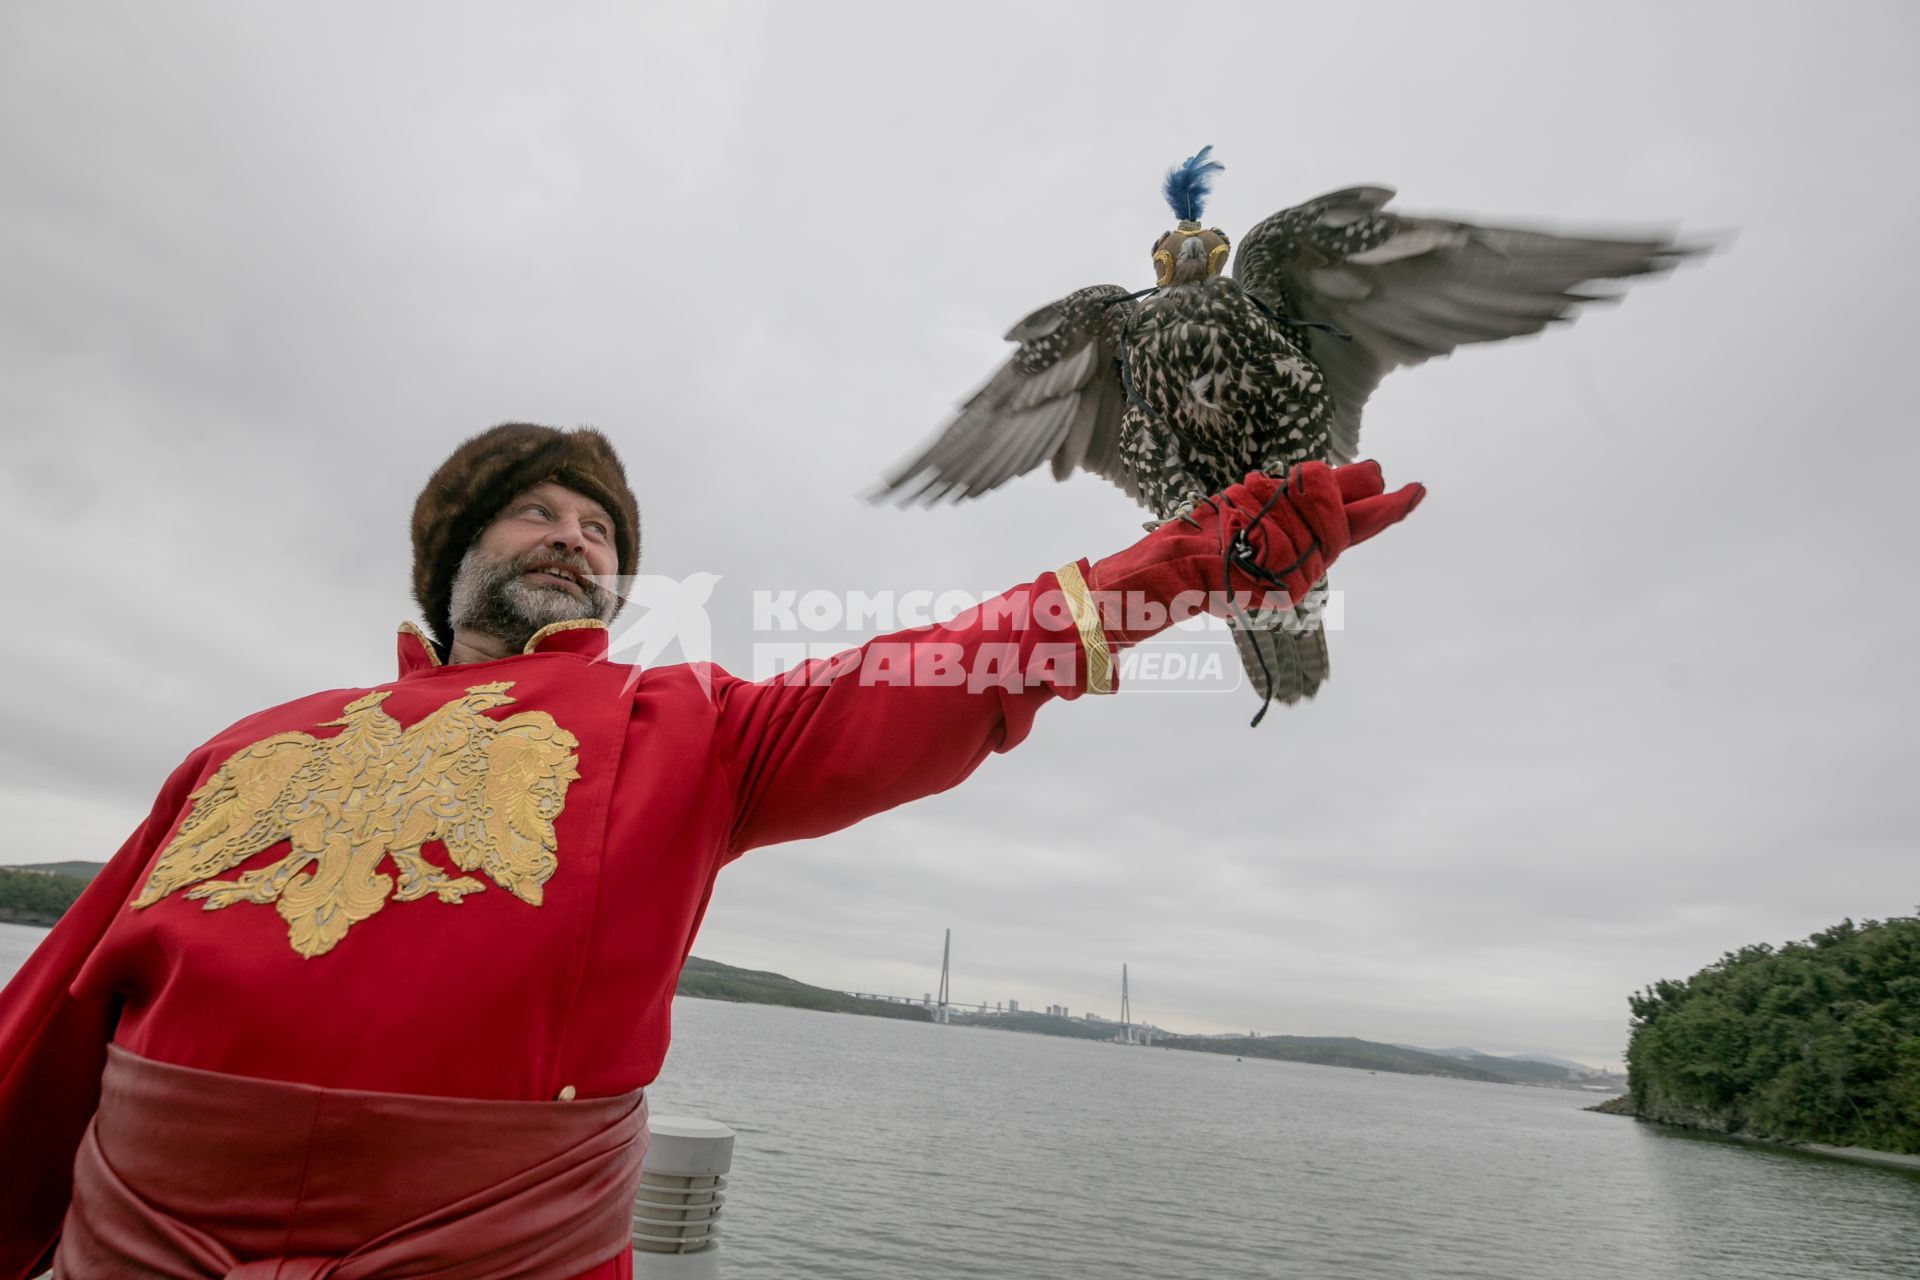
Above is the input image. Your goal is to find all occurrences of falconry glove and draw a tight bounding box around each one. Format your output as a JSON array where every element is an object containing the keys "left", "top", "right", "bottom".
[{"left": 1086, "top": 460, "right": 1425, "bottom": 649}]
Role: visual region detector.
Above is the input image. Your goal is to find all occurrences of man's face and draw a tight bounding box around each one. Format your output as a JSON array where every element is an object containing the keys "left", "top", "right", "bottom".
[{"left": 447, "top": 481, "right": 622, "bottom": 646}]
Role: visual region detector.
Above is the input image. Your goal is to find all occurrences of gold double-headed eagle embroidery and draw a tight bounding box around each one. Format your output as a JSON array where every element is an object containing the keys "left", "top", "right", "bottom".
[{"left": 133, "top": 682, "right": 580, "bottom": 959}]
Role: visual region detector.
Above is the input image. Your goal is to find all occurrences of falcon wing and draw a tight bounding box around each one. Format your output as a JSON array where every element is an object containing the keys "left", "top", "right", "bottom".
[
  {"left": 875, "top": 283, "right": 1141, "bottom": 504},
  {"left": 436, "top": 711, "right": 579, "bottom": 907},
  {"left": 1233, "top": 187, "right": 1697, "bottom": 462},
  {"left": 133, "top": 733, "right": 321, "bottom": 905}
]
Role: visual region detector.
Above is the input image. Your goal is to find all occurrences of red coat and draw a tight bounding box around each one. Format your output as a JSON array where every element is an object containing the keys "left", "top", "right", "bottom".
[{"left": 0, "top": 564, "right": 1102, "bottom": 1278}]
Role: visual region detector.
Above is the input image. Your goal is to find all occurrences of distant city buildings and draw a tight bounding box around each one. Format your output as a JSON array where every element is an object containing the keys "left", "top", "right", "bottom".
[{"left": 862, "top": 936, "right": 1183, "bottom": 1044}]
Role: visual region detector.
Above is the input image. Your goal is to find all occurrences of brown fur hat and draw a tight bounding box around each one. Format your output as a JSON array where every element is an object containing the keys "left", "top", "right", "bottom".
[{"left": 412, "top": 423, "right": 640, "bottom": 650}]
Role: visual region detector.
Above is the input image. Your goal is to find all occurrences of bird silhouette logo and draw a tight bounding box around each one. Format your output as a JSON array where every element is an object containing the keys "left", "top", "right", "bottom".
[{"left": 600, "top": 572, "right": 724, "bottom": 698}]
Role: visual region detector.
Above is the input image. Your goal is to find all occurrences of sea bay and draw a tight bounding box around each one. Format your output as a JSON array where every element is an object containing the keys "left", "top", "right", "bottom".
[
  {"left": 5, "top": 922, "right": 1916, "bottom": 1277},
  {"left": 649, "top": 996, "right": 1920, "bottom": 1279}
]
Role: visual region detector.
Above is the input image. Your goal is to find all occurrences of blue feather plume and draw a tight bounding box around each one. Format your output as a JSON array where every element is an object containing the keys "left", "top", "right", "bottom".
[{"left": 1162, "top": 145, "right": 1225, "bottom": 222}]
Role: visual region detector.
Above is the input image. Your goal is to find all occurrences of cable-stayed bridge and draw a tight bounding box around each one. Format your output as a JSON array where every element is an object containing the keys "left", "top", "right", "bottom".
[{"left": 842, "top": 929, "right": 1158, "bottom": 1044}]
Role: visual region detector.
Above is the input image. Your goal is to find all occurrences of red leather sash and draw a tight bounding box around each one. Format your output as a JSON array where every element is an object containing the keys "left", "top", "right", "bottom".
[{"left": 54, "top": 1045, "right": 646, "bottom": 1279}]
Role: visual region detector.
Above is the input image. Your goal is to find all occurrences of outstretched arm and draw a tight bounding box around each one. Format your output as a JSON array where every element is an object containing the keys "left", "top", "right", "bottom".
[
  {"left": 713, "top": 564, "right": 1094, "bottom": 856},
  {"left": 715, "top": 461, "right": 1424, "bottom": 857}
]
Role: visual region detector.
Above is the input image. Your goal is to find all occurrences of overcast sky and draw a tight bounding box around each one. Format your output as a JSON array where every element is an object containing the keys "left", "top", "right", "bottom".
[{"left": 3, "top": 1, "right": 1914, "bottom": 1068}]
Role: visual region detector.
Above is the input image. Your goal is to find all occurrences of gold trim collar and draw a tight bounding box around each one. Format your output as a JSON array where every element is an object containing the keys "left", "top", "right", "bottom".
[
  {"left": 522, "top": 618, "right": 609, "bottom": 655},
  {"left": 398, "top": 622, "right": 444, "bottom": 668}
]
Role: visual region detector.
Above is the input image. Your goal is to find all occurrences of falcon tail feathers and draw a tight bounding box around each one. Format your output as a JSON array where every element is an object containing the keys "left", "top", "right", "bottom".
[{"left": 1229, "top": 601, "right": 1331, "bottom": 721}]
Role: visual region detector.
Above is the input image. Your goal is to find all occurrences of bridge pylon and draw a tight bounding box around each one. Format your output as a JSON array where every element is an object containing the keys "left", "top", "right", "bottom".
[{"left": 935, "top": 928, "right": 951, "bottom": 1025}]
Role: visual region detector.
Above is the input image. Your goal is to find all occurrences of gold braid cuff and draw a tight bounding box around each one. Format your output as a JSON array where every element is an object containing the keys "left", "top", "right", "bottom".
[{"left": 1055, "top": 562, "right": 1114, "bottom": 696}]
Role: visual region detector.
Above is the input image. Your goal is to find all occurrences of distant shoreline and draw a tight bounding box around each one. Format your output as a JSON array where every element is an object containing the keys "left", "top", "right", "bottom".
[
  {"left": 676, "top": 960, "right": 1620, "bottom": 1091},
  {"left": 3, "top": 888, "right": 1616, "bottom": 1090},
  {"left": 0, "top": 912, "right": 61, "bottom": 928},
  {"left": 0, "top": 863, "right": 93, "bottom": 928}
]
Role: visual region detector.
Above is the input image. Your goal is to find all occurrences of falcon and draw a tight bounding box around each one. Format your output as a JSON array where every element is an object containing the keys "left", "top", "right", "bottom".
[{"left": 877, "top": 147, "right": 1696, "bottom": 708}]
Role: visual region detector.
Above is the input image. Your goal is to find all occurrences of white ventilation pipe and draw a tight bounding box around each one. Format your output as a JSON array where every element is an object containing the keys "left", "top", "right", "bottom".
[{"left": 631, "top": 1114, "right": 736, "bottom": 1278}]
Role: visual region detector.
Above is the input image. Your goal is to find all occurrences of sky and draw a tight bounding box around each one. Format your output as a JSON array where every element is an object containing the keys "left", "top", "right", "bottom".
[{"left": 2, "top": 1, "right": 1914, "bottom": 1070}]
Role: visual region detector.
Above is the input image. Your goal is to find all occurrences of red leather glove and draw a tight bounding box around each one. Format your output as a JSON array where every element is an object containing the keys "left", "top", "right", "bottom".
[{"left": 1085, "top": 460, "right": 1425, "bottom": 648}]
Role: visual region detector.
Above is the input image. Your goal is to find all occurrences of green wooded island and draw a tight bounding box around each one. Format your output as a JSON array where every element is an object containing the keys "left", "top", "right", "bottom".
[
  {"left": 0, "top": 864, "right": 94, "bottom": 925},
  {"left": 1604, "top": 913, "right": 1919, "bottom": 1155}
]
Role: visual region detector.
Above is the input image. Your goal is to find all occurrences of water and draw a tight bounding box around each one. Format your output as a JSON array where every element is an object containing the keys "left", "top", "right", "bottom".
[
  {"left": 0, "top": 922, "right": 42, "bottom": 984},
  {"left": 6, "top": 922, "right": 1918, "bottom": 1277},
  {"left": 647, "top": 999, "right": 1920, "bottom": 1279}
]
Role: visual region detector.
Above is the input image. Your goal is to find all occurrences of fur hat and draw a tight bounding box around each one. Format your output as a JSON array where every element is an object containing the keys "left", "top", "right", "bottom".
[{"left": 412, "top": 423, "right": 640, "bottom": 650}]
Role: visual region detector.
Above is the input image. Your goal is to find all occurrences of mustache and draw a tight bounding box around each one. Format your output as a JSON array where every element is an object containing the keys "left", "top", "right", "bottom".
[
  {"left": 507, "top": 551, "right": 620, "bottom": 610},
  {"left": 511, "top": 552, "right": 598, "bottom": 586},
  {"left": 514, "top": 551, "right": 590, "bottom": 575}
]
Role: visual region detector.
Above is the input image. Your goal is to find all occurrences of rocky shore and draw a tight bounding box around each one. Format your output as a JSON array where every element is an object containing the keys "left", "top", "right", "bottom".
[{"left": 1586, "top": 1093, "right": 1920, "bottom": 1173}]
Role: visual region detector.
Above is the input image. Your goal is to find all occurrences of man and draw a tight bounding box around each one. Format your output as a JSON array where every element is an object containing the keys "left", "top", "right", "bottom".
[{"left": 0, "top": 423, "right": 1422, "bottom": 1278}]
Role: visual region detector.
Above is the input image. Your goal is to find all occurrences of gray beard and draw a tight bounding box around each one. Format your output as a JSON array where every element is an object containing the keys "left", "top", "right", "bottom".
[{"left": 448, "top": 545, "right": 618, "bottom": 654}]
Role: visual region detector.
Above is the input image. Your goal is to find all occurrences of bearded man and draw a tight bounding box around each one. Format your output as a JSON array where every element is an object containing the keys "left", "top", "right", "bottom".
[{"left": 0, "top": 423, "right": 1422, "bottom": 1279}]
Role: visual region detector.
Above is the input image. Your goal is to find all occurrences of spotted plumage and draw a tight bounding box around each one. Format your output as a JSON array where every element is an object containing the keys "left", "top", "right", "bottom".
[
  {"left": 1116, "top": 277, "right": 1332, "bottom": 515},
  {"left": 879, "top": 151, "right": 1696, "bottom": 709}
]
